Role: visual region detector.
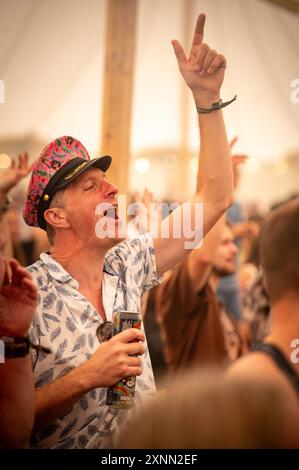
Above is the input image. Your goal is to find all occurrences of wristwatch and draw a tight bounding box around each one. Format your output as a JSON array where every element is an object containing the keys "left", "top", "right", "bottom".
[
  {"left": 0, "top": 335, "right": 52, "bottom": 361},
  {"left": 0, "top": 336, "right": 30, "bottom": 359}
]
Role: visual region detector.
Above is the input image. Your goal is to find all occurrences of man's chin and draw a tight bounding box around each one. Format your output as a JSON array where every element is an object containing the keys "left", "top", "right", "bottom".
[
  {"left": 95, "top": 234, "right": 126, "bottom": 250},
  {"left": 213, "top": 266, "right": 236, "bottom": 277}
]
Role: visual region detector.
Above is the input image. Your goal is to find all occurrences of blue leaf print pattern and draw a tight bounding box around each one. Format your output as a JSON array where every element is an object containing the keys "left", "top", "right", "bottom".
[
  {"left": 43, "top": 292, "right": 57, "bottom": 310},
  {"left": 39, "top": 423, "right": 58, "bottom": 440},
  {"left": 60, "top": 418, "right": 78, "bottom": 439},
  {"left": 44, "top": 313, "right": 60, "bottom": 323},
  {"left": 36, "top": 368, "right": 54, "bottom": 388},
  {"left": 81, "top": 413, "right": 98, "bottom": 429},
  {"left": 36, "top": 275, "right": 43, "bottom": 287},
  {"left": 55, "top": 355, "right": 76, "bottom": 366},
  {"left": 88, "top": 425, "right": 98, "bottom": 436},
  {"left": 119, "top": 268, "right": 128, "bottom": 283},
  {"left": 56, "top": 299, "right": 64, "bottom": 315},
  {"left": 149, "top": 246, "right": 155, "bottom": 256},
  {"left": 130, "top": 238, "right": 139, "bottom": 248},
  {"left": 79, "top": 395, "right": 89, "bottom": 411},
  {"left": 55, "top": 339, "right": 68, "bottom": 360},
  {"left": 57, "top": 366, "right": 74, "bottom": 379},
  {"left": 50, "top": 327, "right": 61, "bottom": 342},
  {"left": 65, "top": 316, "right": 76, "bottom": 333},
  {"left": 56, "top": 437, "right": 75, "bottom": 449},
  {"left": 80, "top": 307, "right": 90, "bottom": 324},
  {"left": 88, "top": 333, "right": 94, "bottom": 349},
  {"left": 47, "top": 263, "right": 61, "bottom": 273},
  {"left": 33, "top": 321, "right": 45, "bottom": 338},
  {"left": 132, "top": 252, "right": 143, "bottom": 266},
  {"left": 78, "top": 435, "right": 88, "bottom": 449},
  {"left": 72, "top": 334, "right": 86, "bottom": 352},
  {"left": 85, "top": 319, "right": 98, "bottom": 329},
  {"left": 37, "top": 349, "right": 49, "bottom": 363}
]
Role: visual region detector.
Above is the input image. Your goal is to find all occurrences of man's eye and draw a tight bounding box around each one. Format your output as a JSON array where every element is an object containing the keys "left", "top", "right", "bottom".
[{"left": 84, "top": 184, "right": 95, "bottom": 191}]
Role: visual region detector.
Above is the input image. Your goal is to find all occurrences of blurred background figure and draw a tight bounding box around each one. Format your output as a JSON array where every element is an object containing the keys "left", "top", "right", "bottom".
[
  {"left": 0, "top": 166, "right": 38, "bottom": 448},
  {"left": 229, "top": 198, "right": 299, "bottom": 405},
  {"left": 0, "top": 152, "right": 49, "bottom": 266},
  {"left": 117, "top": 370, "right": 299, "bottom": 449},
  {"left": 156, "top": 218, "right": 244, "bottom": 377}
]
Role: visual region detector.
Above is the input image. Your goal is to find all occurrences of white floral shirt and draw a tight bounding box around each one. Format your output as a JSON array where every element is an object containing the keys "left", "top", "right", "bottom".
[{"left": 28, "top": 233, "right": 160, "bottom": 449}]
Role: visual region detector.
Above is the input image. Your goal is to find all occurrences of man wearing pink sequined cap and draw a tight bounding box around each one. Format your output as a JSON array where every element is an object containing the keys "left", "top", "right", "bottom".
[
  {"left": 23, "top": 13, "right": 234, "bottom": 449},
  {"left": 23, "top": 135, "right": 111, "bottom": 230}
]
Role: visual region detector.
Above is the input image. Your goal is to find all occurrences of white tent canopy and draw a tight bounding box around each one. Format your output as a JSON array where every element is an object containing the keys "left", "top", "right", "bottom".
[{"left": 0, "top": 0, "right": 299, "bottom": 205}]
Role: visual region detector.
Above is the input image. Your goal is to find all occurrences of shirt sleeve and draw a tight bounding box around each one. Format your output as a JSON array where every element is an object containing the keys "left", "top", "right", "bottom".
[
  {"left": 155, "top": 257, "right": 209, "bottom": 323},
  {"left": 105, "top": 233, "right": 163, "bottom": 293}
]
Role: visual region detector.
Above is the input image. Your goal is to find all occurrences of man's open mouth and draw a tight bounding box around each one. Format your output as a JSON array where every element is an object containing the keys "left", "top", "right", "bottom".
[{"left": 103, "top": 205, "right": 119, "bottom": 220}]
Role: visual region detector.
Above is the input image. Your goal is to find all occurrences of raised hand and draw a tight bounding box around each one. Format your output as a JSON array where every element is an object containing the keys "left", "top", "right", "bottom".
[
  {"left": 0, "top": 258, "right": 37, "bottom": 336},
  {"left": 230, "top": 137, "right": 248, "bottom": 166},
  {"left": 229, "top": 137, "right": 248, "bottom": 188},
  {"left": 131, "top": 189, "right": 162, "bottom": 235},
  {"left": 172, "top": 13, "right": 226, "bottom": 98},
  {"left": 0, "top": 152, "right": 35, "bottom": 195}
]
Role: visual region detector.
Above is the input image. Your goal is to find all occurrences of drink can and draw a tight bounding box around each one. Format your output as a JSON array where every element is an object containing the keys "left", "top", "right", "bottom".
[{"left": 106, "top": 310, "right": 142, "bottom": 409}]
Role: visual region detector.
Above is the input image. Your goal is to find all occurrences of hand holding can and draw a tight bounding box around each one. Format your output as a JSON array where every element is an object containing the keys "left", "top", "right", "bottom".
[{"left": 106, "top": 310, "right": 142, "bottom": 409}]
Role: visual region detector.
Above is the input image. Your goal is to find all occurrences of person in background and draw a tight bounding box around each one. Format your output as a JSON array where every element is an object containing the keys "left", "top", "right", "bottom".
[
  {"left": 156, "top": 217, "right": 243, "bottom": 374},
  {"left": 241, "top": 270, "right": 271, "bottom": 349},
  {"left": 228, "top": 198, "right": 299, "bottom": 405},
  {"left": 217, "top": 138, "right": 257, "bottom": 321},
  {"left": 117, "top": 369, "right": 299, "bottom": 449},
  {"left": 0, "top": 152, "right": 35, "bottom": 260},
  {"left": 0, "top": 172, "right": 38, "bottom": 448},
  {"left": 155, "top": 150, "right": 248, "bottom": 375}
]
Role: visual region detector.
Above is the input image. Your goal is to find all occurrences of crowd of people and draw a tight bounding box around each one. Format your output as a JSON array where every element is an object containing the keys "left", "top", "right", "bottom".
[{"left": 0, "top": 12, "right": 298, "bottom": 449}]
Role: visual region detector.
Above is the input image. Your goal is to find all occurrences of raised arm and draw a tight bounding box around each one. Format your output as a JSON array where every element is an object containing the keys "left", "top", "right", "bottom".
[
  {"left": 0, "top": 259, "right": 37, "bottom": 448},
  {"left": 154, "top": 13, "right": 234, "bottom": 276}
]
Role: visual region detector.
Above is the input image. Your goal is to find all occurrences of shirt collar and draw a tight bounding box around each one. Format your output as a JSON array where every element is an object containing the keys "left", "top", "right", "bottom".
[
  {"left": 40, "top": 252, "right": 79, "bottom": 288},
  {"left": 39, "top": 252, "right": 117, "bottom": 288}
]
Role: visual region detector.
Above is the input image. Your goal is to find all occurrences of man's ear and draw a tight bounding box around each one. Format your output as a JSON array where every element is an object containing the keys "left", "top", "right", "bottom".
[{"left": 44, "top": 207, "right": 70, "bottom": 229}]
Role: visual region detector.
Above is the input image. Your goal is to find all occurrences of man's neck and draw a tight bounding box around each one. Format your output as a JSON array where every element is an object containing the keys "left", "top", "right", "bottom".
[
  {"left": 209, "top": 272, "right": 219, "bottom": 292},
  {"left": 266, "top": 293, "right": 299, "bottom": 373},
  {"left": 50, "top": 240, "right": 106, "bottom": 292}
]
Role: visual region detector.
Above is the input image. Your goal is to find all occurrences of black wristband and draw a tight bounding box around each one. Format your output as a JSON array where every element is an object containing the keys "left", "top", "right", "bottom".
[
  {"left": 0, "top": 336, "right": 51, "bottom": 360},
  {"left": 196, "top": 95, "right": 237, "bottom": 114},
  {"left": 0, "top": 336, "right": 30, "bottom": 359}
]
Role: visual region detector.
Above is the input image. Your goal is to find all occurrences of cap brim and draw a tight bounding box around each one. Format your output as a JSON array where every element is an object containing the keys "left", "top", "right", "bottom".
[{"left": 58, "top": 155, "right": 112, "bottom": 189}]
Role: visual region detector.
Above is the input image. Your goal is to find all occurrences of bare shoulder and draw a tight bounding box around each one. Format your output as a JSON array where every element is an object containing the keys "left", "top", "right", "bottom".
[
  {"left": 227, "top": 352, "right": 274, "bottom": 379},
  {"left": 227, "top": 352, "right": 298, "bottom": 405}
]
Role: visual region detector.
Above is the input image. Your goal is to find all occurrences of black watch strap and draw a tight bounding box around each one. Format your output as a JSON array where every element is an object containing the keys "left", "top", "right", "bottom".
[
  {"left": 1, "top": 336, "right": 30, "bottom": 359},
  {"left": 0, "top": 335, "right": 51, "bottom": 361}
]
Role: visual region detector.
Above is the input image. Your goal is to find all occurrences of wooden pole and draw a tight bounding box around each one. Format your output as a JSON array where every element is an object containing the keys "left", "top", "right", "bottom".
[{"left": 100, "top": 0, "right": 138, "bottom": 193}]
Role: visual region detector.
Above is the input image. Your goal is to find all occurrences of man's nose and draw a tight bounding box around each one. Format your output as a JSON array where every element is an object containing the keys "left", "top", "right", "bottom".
[
  {"left": 105, "top": 181, "right": 119, "bottom": 199},
  {"left": 231, "top": 242, "right": 239, "bottom": 255}
]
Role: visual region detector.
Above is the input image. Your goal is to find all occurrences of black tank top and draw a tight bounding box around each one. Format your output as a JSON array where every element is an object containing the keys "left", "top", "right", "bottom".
[{"left": 251, "top": 342, "right": 299, "bottom": 395}]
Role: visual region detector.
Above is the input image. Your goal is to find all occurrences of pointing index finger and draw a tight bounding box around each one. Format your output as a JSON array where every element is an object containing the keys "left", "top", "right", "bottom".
[{"left": 191, "top": 13, "right": 206, "bottom": 49}]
